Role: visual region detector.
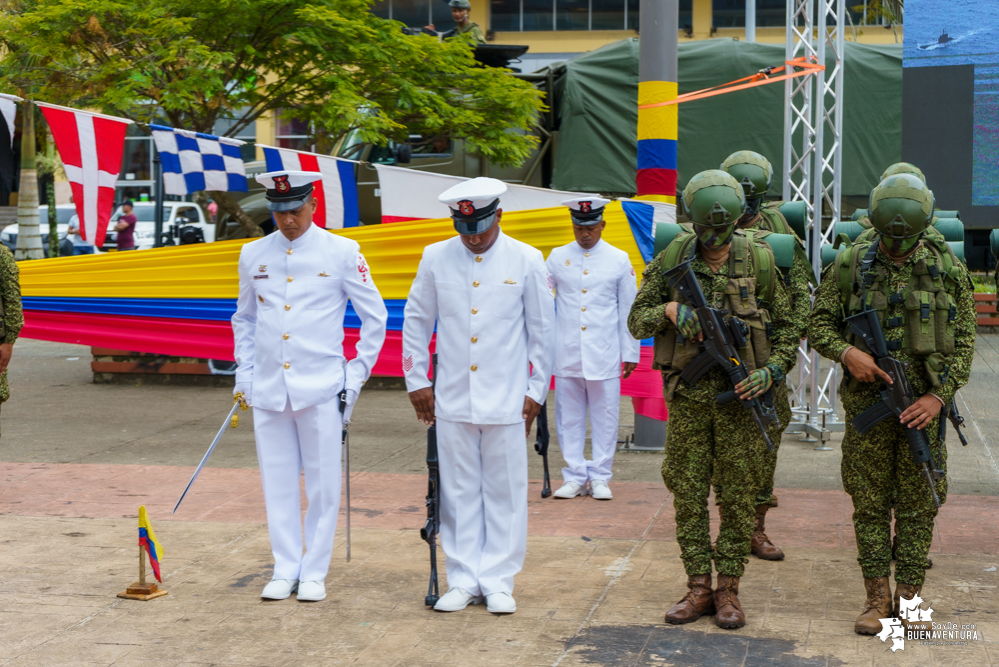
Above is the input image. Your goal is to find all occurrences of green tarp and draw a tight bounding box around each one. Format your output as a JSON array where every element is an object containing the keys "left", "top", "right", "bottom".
[{"left": 549, "top": 38, "right": 902, "bottom": 198}]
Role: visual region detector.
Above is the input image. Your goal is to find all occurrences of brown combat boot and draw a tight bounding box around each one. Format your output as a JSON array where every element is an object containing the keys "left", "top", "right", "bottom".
[
  {"left": 894, "top": 582, "right": 923, "bottom": 619},
  {"left": 855, "top": 577, "right": 893, "bottom": 635},
  {"left": 751, "top": 504, "right": 785, "bottom": 561},
  {"left": 713, "top": 574, "right": 746, "bottom": 629},
  {"left": 664, "top": 574, "right": 715, "bottom": 624}
]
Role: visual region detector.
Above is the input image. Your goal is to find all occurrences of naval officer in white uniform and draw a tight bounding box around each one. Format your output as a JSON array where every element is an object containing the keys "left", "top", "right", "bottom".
[
  {"left": 403, "top": 177, "right": 555, "bottom": 614},
  {"left": 232, "top": 171, "right": 388, "bottom": 602},
  {"left": 545, "top": 197, "right": 640, "bottom": 501}
]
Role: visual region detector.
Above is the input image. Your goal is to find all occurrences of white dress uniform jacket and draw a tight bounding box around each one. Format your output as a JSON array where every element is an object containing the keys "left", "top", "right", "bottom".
[
  {"left": 545, "top": 239, "right": 640, "bottom": 379},
  {"left": 232, "top": 223, "right": 388, "bottom": 411},
  {"left": 402, "top": 232, "right": 555, "bottom": 423},
  {"left": 402, "top": 230, "right": 555, "bottom": 597}
]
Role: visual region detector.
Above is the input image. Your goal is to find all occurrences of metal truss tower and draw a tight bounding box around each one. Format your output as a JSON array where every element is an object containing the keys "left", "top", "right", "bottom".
[{"left": 783, "top": 0, "right": 846, "bottom": 447}]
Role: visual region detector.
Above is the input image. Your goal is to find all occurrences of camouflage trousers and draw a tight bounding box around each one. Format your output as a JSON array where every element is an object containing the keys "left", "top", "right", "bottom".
[
  {"left": 662, "top": 392, "right": 768, "bottom": 577},
  {"left": 842, "top": 393, "right": 947, "bottom": 586},
  {"left": 713, "top": 379, "right": 792, "bottom": 508}
]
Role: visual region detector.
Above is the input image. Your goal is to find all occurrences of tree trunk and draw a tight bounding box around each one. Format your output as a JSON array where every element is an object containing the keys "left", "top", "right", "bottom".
[
  {"left": 46, "top": 177, "right": 58, "bottom": 257},
  {"left": 15, "top": 102, "right": 43, "bottom": 260},
  {"left": 210, "top": 189, "right": 264, "bottom": 238}
]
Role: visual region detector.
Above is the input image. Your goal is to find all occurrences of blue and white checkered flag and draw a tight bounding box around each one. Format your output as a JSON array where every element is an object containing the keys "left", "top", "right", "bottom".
[{"left": 150, "top": 124, "right": 248, "bottom": 195}]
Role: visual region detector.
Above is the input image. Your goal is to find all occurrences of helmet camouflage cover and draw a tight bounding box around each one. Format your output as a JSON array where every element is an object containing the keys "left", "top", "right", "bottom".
[
  {"left": 720, "top": 150, "right": 774, "bottom": 206},
  {"left": 869, "top": 173, "right": 935, "bottom": 246},
  {"left": 880, "top": 162, "right": 926, "bottom": 183},
  {"left": 682, "top": 170, "right": 747, "bottom": 248}
]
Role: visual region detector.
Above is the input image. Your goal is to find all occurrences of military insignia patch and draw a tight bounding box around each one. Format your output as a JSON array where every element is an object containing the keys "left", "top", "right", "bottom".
[
  {"left": 254, "top": 275, "right": 268, "bottom": 280},
  {"left": 504, "top": 279, "right": 517, "bottom": 285},
  {"left": 458, "top": 200, "right": 475, "bottom": 215},
  {"left": 356, "top": 253, "right": 371, "bottom": 283},
  {"left": 259, "top": 265, "right": 267, "bottom": 272},
  {"left": 579, "top": 201, "right": 592, "bottom": 213},
  {"left": 318, "top": 271, "right": 330, "bottom": 277},
  {"left": 402, "top": 355, "right": 414, "bottom": 373},
  {"left": 258, "top": 295, "right": 264, "bottom": 303},
  {"left": 273, "top": 175, "right": 291, "bottom": 194}
]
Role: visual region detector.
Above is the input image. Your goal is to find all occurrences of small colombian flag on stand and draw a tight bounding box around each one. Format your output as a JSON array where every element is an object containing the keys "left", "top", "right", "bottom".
[{"left": 138, "top": 505, "right": 164, "bottom": 583}]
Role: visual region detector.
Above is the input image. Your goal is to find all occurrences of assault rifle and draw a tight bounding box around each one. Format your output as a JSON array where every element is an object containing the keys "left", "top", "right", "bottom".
[
  {"left": 846, "top": 309, "right": 944, "bottom": 508},
  {"left": 534, "top": 400, "right": 552, "bottom": 498},
  {"left": 940, "top": 400, "right": 969, "bottom": 447},
  {"left": 420, "top": 354, "right": 441, "bottom": 606},
  {"left": 663, "top": 260, "right": 779, "bottom": 452}
]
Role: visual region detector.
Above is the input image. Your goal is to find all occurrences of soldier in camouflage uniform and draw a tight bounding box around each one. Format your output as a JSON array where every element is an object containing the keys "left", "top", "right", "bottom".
[
  {"left": 628, "top": 170, "right": 799, "bottom": 629},
  {"left": 0, "top": 245, "right": 23, "bottom": 434},
  {"left": 717, "top": 150, "right": 816, "bottom": 561},
  {"left": 808, "top": 173, "right": 975, "bottom": 635}
]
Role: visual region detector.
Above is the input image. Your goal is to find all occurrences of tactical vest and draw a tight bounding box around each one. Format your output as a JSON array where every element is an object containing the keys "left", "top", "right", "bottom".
[
  {"left": 755, "top": 204, "right": 817, "bottom": 288},
  {"left": 653, "top": 231, "right": 778, "bottom": 399},
  {"left": 834, "top": 235, "right": 962, "bottom": 392},
  {"left": 759, "top": 202, "right": 796, "bottom": 236}
]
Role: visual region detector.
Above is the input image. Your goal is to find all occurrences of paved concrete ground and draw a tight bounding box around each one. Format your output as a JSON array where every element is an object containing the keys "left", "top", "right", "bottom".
[{"left": 2, "top": 338, "right": 999, "bottom": 665}]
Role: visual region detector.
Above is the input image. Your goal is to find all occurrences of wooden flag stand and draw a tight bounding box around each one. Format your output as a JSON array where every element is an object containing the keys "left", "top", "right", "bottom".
[{"left": 118, "top": 545, "right": 168, "bottom": 601}]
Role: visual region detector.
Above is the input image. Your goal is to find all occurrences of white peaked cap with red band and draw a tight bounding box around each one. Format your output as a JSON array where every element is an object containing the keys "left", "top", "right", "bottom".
[
  {"left": 439, "top": 177, "right": 508, "bottom": 216},
  {"left": 256, "top": 170, "right": 324, "bottom": 211},
  {"left": 561, "top": 196, "right": 611, "bottom": 225}
]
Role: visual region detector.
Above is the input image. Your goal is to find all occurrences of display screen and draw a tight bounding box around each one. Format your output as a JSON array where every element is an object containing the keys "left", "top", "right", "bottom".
[{"left": 902, "top": 0, "right": 998, "bottom": 268}]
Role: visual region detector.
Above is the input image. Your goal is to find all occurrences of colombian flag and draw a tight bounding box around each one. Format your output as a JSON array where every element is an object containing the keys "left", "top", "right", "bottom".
[{"left": 138, "top": 506, "right": 164, "bottom": 583}]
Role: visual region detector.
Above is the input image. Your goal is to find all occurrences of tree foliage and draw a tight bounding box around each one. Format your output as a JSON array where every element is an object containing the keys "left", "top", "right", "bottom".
[{"left": 0, "top": 0, "right": 544, "bottom": 233}]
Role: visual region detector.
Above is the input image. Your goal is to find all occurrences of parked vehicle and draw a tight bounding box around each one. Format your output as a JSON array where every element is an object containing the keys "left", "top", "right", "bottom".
[
  {"left": 103, "top": 202, "right": 211, "bottom": 251},
  {"left": 1, "top": 205, "right": 78, "bottom": 257}
]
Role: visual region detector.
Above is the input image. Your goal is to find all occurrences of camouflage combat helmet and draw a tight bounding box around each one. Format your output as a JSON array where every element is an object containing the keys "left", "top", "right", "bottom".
[
  {"left": 879, "top": 162, "right": 926, "bottom": 183},
  {"left": 682, "top": 170, "right": 747, "bottom": 249},
  {"left": 720, "top": 150, "right": 773, "bottom": 214},
  {"left": 869, "top": 173, "right": 935, "bottom": 252}
]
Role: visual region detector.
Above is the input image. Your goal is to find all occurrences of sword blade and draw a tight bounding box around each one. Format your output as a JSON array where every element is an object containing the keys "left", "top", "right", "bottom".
[
  {"left": 344, "top": 427, "right": 351, "bottom": 563},
  {"left": 173, "top": 401, "right": 241, "bottom": 514}
]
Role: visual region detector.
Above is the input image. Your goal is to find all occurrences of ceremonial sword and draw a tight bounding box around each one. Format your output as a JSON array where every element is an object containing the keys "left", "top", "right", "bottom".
[
  {"left": 340, "top": 389, "right": 352, "bottom": 563},
  {"left": 173, "top": 395, "right": 246, "bottom": 514}
]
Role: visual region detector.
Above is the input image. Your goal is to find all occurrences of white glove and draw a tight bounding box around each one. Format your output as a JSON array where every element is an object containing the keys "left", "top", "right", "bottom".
[
  {"left": 342, "top": 388, "right": 359, "bottom": 424},
  {"left": 234, "top": 382, "right": 252, "bottom": 407}
]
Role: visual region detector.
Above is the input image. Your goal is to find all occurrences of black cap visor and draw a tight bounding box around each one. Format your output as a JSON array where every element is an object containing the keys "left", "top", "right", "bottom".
[
  {"left": 265, "top": 183, "right": 314, "bottom": 212},
  {"left": 569, "top": 210, "right": 605, "bottom": 226},
  {"left": 454, "top": 211, "right": 498, "bottom": 235}
]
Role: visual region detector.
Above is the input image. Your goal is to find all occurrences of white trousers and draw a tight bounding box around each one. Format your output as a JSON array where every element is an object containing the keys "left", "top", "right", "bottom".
[
  {"left": 253, "top": 395, "right": 342, "bottom": 582},
  {"left": 554, "top": 376, "right": 621, "bottom": 486},
  {"left": 436, "top": 419, "right": 528, "bottom": 597}
]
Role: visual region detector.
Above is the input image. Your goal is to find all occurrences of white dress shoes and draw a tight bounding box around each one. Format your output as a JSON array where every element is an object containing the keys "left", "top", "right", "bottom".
[
  {"left": 434, "top": 587, "right": 483, "bottom": 612},
  {"left": 297, "top": 580, "right": 326, "bottom": 601},
  {"left": 590, "top": 480, "right": 613, "bottom": 500},
  {"left": 553, "top": 481, "right": 587, "bottom": 499},
  {"left": 486, "top": 592, "right": 517, "bottom": 614},
  {"left": 261, "top": 579, "right": 298, "bottom": 600}
]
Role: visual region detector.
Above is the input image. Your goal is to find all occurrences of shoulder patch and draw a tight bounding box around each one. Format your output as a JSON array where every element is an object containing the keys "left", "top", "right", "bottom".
[{"left": 356, "top": 253, "right": 371, "bottom": 284}]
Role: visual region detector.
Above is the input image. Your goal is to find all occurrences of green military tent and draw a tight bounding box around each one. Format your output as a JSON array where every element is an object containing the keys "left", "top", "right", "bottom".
[{"left": 548, "top": 38, "right": 902, "bottom": 199}]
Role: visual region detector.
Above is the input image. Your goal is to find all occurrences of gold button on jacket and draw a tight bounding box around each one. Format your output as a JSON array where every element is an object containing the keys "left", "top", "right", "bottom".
[
  {"left": 470, "top": 365, "right": 478, "bottom": 371},
  {"left": 282, "top": 333, "right": 290, "bottom": 340},
  {"left": 284, "top": 304, "right": 291, "bottom": 311},
  {"left": 283, "top": 362, "right": 290, "bottom": 369}
]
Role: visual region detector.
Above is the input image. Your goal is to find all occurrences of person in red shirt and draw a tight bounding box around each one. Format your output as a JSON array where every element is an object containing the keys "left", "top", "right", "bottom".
[{"left": 114, "top": 200, "right": 138, "bottom": 251}]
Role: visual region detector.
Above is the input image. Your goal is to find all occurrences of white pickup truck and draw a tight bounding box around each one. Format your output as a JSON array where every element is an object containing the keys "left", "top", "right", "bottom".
[
  {"left": 105, "top": 201, "right": 211, "bottom": 250},
  {"left": 1, "top": 201, "right": 211, "bottom": 253}
]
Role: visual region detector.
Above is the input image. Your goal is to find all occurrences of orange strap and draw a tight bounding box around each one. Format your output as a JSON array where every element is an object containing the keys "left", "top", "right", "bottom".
[{"left": 638, "top": 57, "right": 826, "bottom": 108}]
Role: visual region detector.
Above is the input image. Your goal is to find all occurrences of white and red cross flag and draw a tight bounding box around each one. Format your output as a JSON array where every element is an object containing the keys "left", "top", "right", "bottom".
[{"left": 36, "top": 102, "right": 132, "bottom": 248}]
